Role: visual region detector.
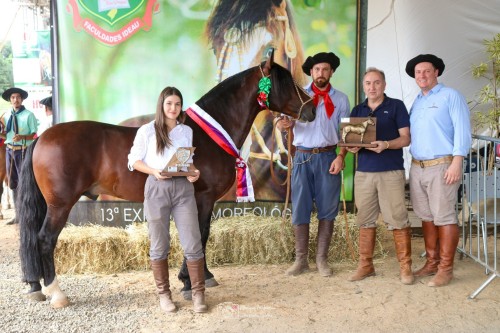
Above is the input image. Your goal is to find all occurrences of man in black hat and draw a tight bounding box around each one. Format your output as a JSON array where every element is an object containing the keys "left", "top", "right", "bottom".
[
  {"left": 277, "top": 52, "right": 350, "bottom": 277},
  {"left": 1, "top": 87, "right": 38, "bottom": 225},
  {"left": 37, "top": 96, "right": 54, "bottom": 135},
  {"left": 406, "top": 54, "right": 471, "bottom": 287}
]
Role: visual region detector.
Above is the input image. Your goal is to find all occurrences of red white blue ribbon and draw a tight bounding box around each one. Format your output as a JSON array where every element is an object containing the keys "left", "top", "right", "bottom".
[{"left": 186, "top": 104, "right": 255, "bottom": 202}]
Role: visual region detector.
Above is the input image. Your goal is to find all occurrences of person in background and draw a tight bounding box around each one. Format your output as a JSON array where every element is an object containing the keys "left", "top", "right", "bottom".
[
  {"left": 277, "top": 52, "right": 349, "bottom": 277},
  {"left": 127, "top": 86, "right": 207, "bottom": 313},
  {"left": 0, "top": 87, "right": 38, "bottom": 225},
  {"left": 406, "top": 54, "right": 471, "bottom": 287},
  {"left": 37, "top": 96, "right": 53, "bottom": 136},
  {"left": 346, "top": 67, "right": 413, "bottom": 285}
]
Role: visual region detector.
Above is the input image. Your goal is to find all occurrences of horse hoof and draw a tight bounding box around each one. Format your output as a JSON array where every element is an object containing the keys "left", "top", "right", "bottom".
[
  {"left": 51, "top": 298, "right": 70, "bottom": 309},
  {"left": 181, "top": 290, "right": 192, "bottom": 301},
  {"left": 205, "top": 278, "right": 219, "bottom": 288},
  {"left": 26, "top": 291, "right": 46, "bottom": 302}
]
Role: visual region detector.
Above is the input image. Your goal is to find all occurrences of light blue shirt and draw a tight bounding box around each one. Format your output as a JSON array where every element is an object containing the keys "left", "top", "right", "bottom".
[
  {"left": 293, "top": 83, "right": 350, "bottom": 148},
  {"left": 409, "top": 83, "right": 471, "bottom": 160}
]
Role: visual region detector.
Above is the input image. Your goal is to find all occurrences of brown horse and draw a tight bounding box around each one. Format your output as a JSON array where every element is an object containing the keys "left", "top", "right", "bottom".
[{"left": 18, "top": 55, "right": 316, "bottom": 308}]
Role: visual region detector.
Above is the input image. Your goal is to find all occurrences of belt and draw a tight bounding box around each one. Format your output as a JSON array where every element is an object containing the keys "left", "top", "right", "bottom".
[
  {"left": 296, "top": 145, "right": 336, "bottom": 154},
  {"left": 412, "top": 156, "right": 453, "bottom": 168},
  {"left": 7, "top": 144, "right": 26, "bottom": 151}
]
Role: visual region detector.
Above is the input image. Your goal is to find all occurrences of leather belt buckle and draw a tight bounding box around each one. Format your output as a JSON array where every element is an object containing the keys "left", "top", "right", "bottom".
[
  {"left": 420, "top": 161, "right": 425, "bottom": 168},
  {"left": 312, "top": 148, "right": 320, "bottom": 154}
]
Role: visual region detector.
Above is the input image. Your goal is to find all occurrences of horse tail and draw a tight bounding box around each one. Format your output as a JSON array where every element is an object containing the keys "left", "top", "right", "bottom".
[{"left": 18, "top": 139, "right": 47, "bottom": 283}]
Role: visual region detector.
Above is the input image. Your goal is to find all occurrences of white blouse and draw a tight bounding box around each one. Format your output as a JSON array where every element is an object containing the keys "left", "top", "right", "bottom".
[{"left": 127, "top": 120, "right": 193, "bottom": 171}]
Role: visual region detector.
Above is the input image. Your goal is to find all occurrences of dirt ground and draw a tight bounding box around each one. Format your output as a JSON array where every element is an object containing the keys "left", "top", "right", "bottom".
[{"left": 1, "top": 208, "right": 499, "bottom": 333}]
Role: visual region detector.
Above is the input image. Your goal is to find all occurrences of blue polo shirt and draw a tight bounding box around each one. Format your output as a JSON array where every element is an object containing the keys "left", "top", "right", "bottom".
[{"left": 350, "top": 95, "right": 409, "bottom": 172}]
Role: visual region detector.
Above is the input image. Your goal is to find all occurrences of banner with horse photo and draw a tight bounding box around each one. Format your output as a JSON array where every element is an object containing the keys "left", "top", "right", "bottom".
[{"left": 54, "top": 0, "right": 359, "bottom": 222}]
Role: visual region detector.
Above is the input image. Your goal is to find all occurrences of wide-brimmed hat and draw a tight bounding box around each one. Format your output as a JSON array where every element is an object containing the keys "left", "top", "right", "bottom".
[
  {"left": 405, "top": 54, "right": 445, "bottom": 78},
  {"left": 302, "top": 52, "right": 340, "bottom": 75},
  {"left": 2, "top": 87, "right": 28, "bottom": 101},
  {"left": 40, "top": 96, "right": 52, "bottom": 108}
]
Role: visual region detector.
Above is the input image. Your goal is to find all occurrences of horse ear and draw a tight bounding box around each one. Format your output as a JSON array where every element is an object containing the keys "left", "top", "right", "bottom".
[{"left": 263, "top": 49, "right": 275, "bottom": 76}]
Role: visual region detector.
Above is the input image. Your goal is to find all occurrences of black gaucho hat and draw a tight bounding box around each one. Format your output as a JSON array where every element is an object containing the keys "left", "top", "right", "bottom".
[
  {"left": 405, "top": 54, "right": 445, "bottom": 78},
  {"left": 2, "top": 87, "right": 28, "bottom": 101},
  {"left": 40, "top": 96, "right": 52, "bottom": 108},
  {"left": 302, "top": 52, "right": 340, "bottom": 76}
]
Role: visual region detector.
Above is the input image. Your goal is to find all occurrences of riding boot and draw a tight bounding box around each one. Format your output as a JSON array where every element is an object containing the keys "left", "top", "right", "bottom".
[
  {"left": 393, "top": 228, "right": 414, "bottom": 285},
  {"left": 285, "top": 223, "right": 310, "bottom": 276},
  {"left": 348, "top": 228, "right": 376, "bottom": 281},
  {"left": 5, "top": 189, "right": 17, "bottom": 225},
  {"left": 414, "top": 221, "right": 440, "bottom": 277},
  {"left": 187, "top": 258, "right": 208, "bottom": 313},
  {"left": 428, "top": 224, "right": 459, "bottom": 287},
  {"left": 150, "top": 259, "right": 177, "bottom": 313},
  {"left": 316, "top": 220, "right": 334, "bottom": 277}
]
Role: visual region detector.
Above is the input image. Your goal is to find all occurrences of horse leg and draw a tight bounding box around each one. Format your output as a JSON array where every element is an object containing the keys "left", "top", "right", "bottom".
[
  {"left": 0, "top": 183, "right": 3, "bottom": 220},
  {"left": 38, "top": 210, "right": 71, "bottom": 308}
]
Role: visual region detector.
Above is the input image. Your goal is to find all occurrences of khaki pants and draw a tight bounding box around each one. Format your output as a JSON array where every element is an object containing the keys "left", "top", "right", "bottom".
[
  {"left": 144, "top": 175, "right": 203, "bottom": 261},
  {"left": 354, "top": 170, "right": 410, "bottom": 229}
]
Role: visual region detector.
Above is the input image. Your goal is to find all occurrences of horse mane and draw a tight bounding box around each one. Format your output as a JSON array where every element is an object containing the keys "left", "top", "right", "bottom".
[
  {"left": 205, "top": 0, "right": 306, "bottom": 86},
  {"left": 195, "top": 61, "right": 291, "bottom": 114}
]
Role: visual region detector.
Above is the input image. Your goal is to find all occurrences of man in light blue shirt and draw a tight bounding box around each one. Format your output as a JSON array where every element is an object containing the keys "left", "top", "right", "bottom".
[
  {"left": 277, "top": 52, "right": 349, "bottom": 277},
  {"left": 406, "top": 54, "right": 471, "bottom": 287}
]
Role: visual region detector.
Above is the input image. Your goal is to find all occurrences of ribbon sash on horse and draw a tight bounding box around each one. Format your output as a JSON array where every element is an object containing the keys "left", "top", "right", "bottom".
[{"left": 185, "top": 104, "right": 255, "bottom": 202}]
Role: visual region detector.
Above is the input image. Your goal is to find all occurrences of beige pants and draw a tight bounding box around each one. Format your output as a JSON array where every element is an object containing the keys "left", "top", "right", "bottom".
[
  {"left": 410, "top": 163, "right": 460, "bottom": 226},
  {"left": 144, "top": 175, "right": 203, "bottom": 261},
  {"left": 354, "top": 170, "right": 410, "bottom": 229}
]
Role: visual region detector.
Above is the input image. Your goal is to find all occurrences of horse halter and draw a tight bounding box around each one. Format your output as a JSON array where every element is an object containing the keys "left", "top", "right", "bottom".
[{"left": 258, "top": 65, "right": 312, "bottom": 121}]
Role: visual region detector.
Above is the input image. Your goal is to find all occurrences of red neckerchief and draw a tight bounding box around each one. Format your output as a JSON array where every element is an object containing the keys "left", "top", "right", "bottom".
[{"left": 311, "top": 83, "right": 335, "bottom": 119}]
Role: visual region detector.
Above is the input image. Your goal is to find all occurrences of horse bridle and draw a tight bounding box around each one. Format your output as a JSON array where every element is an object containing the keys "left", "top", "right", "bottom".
[{"left": 259, "top": 65, "right": 313, "bottom": 120}]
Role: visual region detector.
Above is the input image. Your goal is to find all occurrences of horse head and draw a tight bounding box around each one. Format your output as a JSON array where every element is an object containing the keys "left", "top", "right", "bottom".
[{"left": 261, "top": 51, "right": 316, "bottom": 123}]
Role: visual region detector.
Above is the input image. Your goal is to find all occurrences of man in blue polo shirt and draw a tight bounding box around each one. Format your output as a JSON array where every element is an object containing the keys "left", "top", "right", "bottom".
[
  {"left": 346, "top": 67, "right": 413, "bottom": 285},
  {"left": 1, "top": 87, "right": 38, "bottom": 225}
]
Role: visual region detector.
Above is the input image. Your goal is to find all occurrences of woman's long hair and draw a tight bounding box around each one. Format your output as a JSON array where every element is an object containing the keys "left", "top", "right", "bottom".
[{"left": 154, "top": 86, "right": 184, "bottom": 154}]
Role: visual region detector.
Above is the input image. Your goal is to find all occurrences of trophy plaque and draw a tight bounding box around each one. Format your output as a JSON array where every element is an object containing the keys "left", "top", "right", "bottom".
[
  {"left": 338, "top": 117, "right": 377, "bottom": 148},
  {"left": 160, "top": 147, "right": 198, "bottom": 177}
]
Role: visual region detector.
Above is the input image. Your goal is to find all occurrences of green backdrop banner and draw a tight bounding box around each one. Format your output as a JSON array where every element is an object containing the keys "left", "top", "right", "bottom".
[{"left": 56, "top": 0, "right": 357, "bottom": 205}]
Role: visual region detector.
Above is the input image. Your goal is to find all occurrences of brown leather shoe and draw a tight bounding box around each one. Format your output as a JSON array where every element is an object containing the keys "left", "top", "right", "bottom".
[
  {"left": 151, "top": 259, "right": 176, "bottom": 313},
  {"left": 187, "top": 258, "right": 208, "bottom": 313},
  {"left": 348, "top": 228, "right": 376, "bottom": 282},
  {"left": 428, "top": 224, "right": 459, "bottom": 287},
  {"left": 316, "top": 220, "right": 334, "bottom": 277},
  {"left": 414, "top": 221, "right": 440, "bottom": 277},
  {"left": 393, "top": 228, "right": 414, "bottom": 285},
  {"left": 286, "top": 224, "right": 310, "bottom": 276}
]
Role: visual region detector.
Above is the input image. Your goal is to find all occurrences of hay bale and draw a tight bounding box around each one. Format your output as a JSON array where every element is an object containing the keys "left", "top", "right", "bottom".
[{"left": 55, "top": 212, "right": 387, "bottom": 274}]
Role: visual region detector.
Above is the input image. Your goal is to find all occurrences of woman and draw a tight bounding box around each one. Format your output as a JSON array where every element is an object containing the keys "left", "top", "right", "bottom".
[{"left": 127, "top": 87, "right": 207, "bottom": 313}]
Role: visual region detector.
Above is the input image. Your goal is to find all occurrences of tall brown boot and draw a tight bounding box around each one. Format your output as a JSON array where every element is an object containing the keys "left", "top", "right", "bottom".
[
  {"left": 150, "top": 259, "right": 177, "bottom": 313},
  {"left": 316, "top": 220, "right": 334, "bottom": 277},
  {"left": 393, "top": 228, "right": 414, "bottom": 285},
  {"left": 414, "top": 221, "right": 440, "bottom": 277},
  {"left": 286, "top": 224, "right": 310, "bottom": 276},
  {"left": 348, "top": 228, "right": 376, "bottom": 281},
  {"left": 187, "top": 258, "right": 208, "bottom": 313},
  {"left": 428, "top": 224, "right": 459, "bottom": 287}
]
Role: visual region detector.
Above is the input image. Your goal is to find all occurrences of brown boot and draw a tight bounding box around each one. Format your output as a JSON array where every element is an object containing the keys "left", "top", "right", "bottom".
[
  {"left": 286, "top": 224, "right": 310, "bottom": 276},
  {"left": 393, "top": 228, "right": 414, "bottom": 285},
  {"left": 428, "top": 224, "right": 459, "bottom": 287},
  {"left": 150, "top": 259, "right": 177, "bottom": 313},
  {"left": 348, "top": 228, "right": 376, "bottom": 281},
  {"left": 316, "top": 220, "right": 334, "bottom": 277},
  {"left": 414, "top": 221, "right": 440, "bottom": 277},
  {"left": 187, "top": 258, "right": 208, "bottom": 313}
]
